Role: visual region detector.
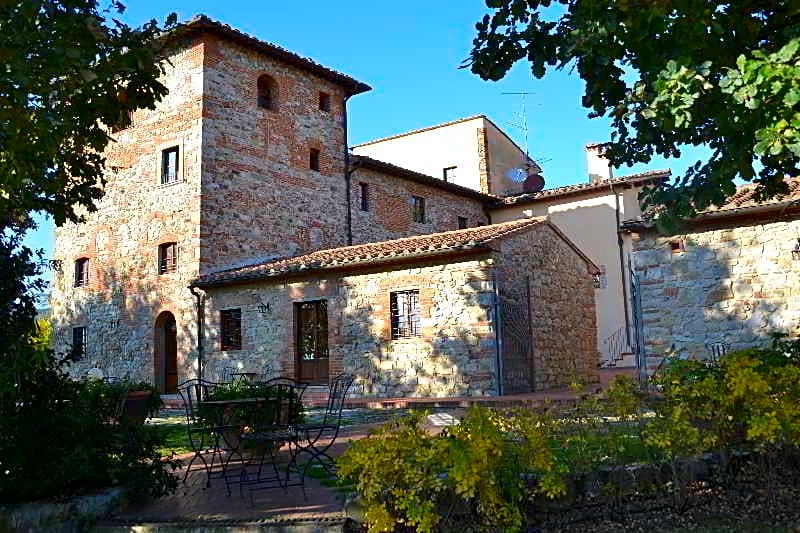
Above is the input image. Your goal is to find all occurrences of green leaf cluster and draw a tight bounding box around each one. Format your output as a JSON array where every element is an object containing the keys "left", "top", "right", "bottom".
[{"left": 468, "top": 1, "right": 800, "bottom": 226}]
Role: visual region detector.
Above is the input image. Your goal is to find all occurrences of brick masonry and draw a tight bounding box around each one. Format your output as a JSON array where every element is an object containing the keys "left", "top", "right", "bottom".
[
  {"left": 631, "top": 218, "right": 800, "bottom": 357},
  {"left": 50, "top": 21, "right": 600, "bottom": 395},
  {"left": 350, "top": 167, "right": 489, "bottom": 244}
]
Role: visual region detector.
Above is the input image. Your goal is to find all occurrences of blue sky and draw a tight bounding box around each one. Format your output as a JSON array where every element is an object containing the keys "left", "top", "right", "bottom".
[{"left": 24, "top": 0, "right": 706, "bottom": 264}]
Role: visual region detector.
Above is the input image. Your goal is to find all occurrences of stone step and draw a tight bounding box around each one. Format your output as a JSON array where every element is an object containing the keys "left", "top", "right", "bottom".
[{"left": 93, "top": 516, "right": 349, "bottom": 532}]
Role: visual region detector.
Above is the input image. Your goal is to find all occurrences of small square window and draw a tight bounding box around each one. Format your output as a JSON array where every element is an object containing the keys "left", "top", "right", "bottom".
[
  {"left": 158, "top": 242, "right": 177, "bottom": 274},
  {"left": 411, "top": 196, "right": 426, "bottom": 223},
  {"left": 71, "top": 326, "right": 87, "bottom": 361},
  {"left": 309, "top": 148, "right": 321, "bottom": 171},
  {"left": 457, "top": 216, "right": 468, "bottom": 229},
  {"left": 161, "top": 146, "right": 179, "bottom": 184},
  {"left": 220, "top": 308, "right": 242, "bottom": 351},
  {"left": 443, "top": 166, "right": 457, "bottom": 182},
  {"left": 74, "top": 258, "right": 89, "bottom": 287},
  {"left": 359, "top": 182, "right": 369, "bottom": 211},
  {"left": 319, "top": 92, "right": 331, "bottom": 112},
  {"left": 391, "top": 290, "right": 421, "bottom": 339}
]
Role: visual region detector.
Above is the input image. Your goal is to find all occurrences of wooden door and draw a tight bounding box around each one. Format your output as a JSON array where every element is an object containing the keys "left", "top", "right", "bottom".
[
  {"left": 164, "top": 316, "right": 178, "bottom": 393},
  {"left": 295, "top": 300, "right": 329, "bottom": 384}
]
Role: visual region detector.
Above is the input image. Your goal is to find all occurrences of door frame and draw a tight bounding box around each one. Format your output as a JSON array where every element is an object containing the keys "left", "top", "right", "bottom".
[
  {"left": 293, "top": 299, "right": 330, "bottom": 384},
  {"left": 154, "top": 311, "right": 178, "bottom": 394}
]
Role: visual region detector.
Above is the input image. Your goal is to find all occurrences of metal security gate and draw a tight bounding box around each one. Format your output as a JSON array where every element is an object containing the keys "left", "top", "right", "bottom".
[
  {"left": 629, "top": 269, "right": 647, "bottom": 385},
  {"left": 500, "top": 301, "right": 534, "bottom": 394}
]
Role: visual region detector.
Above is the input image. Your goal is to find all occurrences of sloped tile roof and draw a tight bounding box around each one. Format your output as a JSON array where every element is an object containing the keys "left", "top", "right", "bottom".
[
  {"left": 174, "top": 15, "right": 371, "bottom": 95},
  {"left": 701, "top": 177, "right": 800, "bottom": 215},
  {"left": 352, "top": 155, "right": 496, "bottom": 202},
  {"left": 193, "top": 218, "right": 548, "bottom": 287},
  {"left": 495, "top": 169, "right": 671, "bottom": 207}
]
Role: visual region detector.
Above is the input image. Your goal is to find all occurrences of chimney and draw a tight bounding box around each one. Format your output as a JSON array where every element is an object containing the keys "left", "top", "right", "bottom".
[{"left": 586, "top": 142, "right": 612, "bottom": 184}]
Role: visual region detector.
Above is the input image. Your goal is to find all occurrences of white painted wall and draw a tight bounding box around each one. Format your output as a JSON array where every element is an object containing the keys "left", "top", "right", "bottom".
[{"left": 352, "top": 116, "right": 532, "bottom": 196}]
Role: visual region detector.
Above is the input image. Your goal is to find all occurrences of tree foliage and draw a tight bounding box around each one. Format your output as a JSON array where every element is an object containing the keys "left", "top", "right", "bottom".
[
  {"left": 0, "top": 0, "right": 176, "bottom": 231},
  {"left": 467, "top": 0, "right": 800, "bottom": 224}
]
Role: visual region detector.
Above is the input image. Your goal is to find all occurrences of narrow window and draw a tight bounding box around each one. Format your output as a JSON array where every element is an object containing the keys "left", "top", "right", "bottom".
[
  {"left": 71, "top": 326, "right": 87, "bottom": 361},
  {"left": 319, "top": 91, "right": 331, "bottom": 112},
  {"left": 309, "top": 148, "right": 321, "bottom": 171},
  {"left": 457, "top": 216, "right": 468, "bottom": 229},
  {"left": 158, "top": 242, "right": 177, "bottom": 274},
  {"left": 391, "top": 290, "right": 421, "bottom": 339},
  {"left": 411, "top": 196, "right": 426, "bottom": 223},
  {"left": 359, "top": 182, "right": 369, "bottom": 211},
  {"left": 670, "top": 240, "right": 685, "bottom": 253},
  {"left": 110, "top": 110, "right": 134, "bottom": 133},
  {"left": 220, "top": 309, "right": 242, "bottom": 351},
  {"left": 161, "top": 146, "right": 179, "bottom": 184},
  {"left": 443, "top": 166, "right": 457, "bottom": 182},
  {"left": 74, "top": 258, "right": 89, "bottom": 287},
  {"left": 257, "top": 74, "right": 277, "bottom": 110}
]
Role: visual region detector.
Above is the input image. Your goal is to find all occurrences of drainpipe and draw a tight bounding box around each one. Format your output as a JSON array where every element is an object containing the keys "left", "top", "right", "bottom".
[
  {"left": 492, "top": 268, "right": 504, "bottom": 396},
  {"left": 343, "top": 94, "right": 354, "bottom": 245},
  {"left": 610, "top": 183, "right": 632, "bottom": 347},
  {"left": 190, "top": 285, "right": 205, "bottom": 382}
]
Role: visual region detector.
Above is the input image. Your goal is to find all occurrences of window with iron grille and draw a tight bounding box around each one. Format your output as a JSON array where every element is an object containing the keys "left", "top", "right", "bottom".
[
  {"left": 158, "top": 242, "right": 177, "bottom": 274},
  {"left": 457, "top": 216, "right": 468, "bottom": 229},
  {"left": 220, "top": 309, "right": 242, "bottom": 351},
  {"left": 74, "top": 258, "right": 89, "bottom": 287},
  {"left": 319, "top": 91, "right": 331, "bottom": 112},
  {"left": 161, "top": 146, "right": 179, "bottom": 184},
  {"left": 411, "top": 196, "right": 426, "bottom": 223},
  {"left": 359, "top": 182, "right": 369, "bottom": 211},
  {"left": 390, "top": 290, "right": 421, "bottom": 339},
  {"left": 72, "top": 326, "right": 86, "bottom": 360},
  {"left": 309, "top": 148, "right": 320, "bottom": 171},
  {"left": 443, "top": 166, "right": 457, "bottom": 182}
]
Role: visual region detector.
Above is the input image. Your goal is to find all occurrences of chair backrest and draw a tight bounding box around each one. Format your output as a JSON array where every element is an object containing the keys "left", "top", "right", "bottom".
[
  {"left": 220, "top": 366, "right": 234, "bottom": 383},
  {"left": 321, "top": 374, "right": 354, "bottom": 426},
  {"left": 177, "top": 379, "right": 220, "bottom": 424}
]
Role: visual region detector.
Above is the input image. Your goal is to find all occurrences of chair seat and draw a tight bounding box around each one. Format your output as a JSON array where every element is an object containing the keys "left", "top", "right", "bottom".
[{"left": 241, "top": 428, "right": 294, "bottom": 443}]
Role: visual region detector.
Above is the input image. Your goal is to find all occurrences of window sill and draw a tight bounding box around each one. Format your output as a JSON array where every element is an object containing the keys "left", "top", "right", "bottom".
[{"left": 158, "top": 179, "right": 185, "bottom": 189}]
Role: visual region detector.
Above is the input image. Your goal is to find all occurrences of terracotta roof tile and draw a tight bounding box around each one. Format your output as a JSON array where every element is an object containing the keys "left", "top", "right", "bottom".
[
  {"left": 175, "top": 15, "right": 371, "bottom": 95},
  {"left": 194, "top": 218, "right": 548, "bottom": 287},
  {"left": 702, "top": 177, "right": 800, "bottom": 214},
  {"left": 496, "top": 169, "right": 671, "bottom": 206}
]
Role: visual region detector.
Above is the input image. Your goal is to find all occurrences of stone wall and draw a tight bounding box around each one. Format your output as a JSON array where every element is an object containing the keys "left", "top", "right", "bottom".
[
  {"left": 631, "top": 218, "right": 800, "bottom": 357},
  {"left": 494, "top": 224, "right": 599, "bottom": 389},
  {"left": 51, "top": 39, "right": 206, "bottom": 383},
  {"left": 350, "top": 167, "right": 489, "bottom": 244},
  {"left": 200, "top": 35, "right": 352, "bottom": 273},
  {"left": 200, "top": 256, "right": 500, "bottom": 398}
]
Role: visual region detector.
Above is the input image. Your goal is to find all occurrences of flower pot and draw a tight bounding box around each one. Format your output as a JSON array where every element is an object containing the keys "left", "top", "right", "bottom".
[{"left": 123, "top": 390, "right": 152, "bottom": 426}]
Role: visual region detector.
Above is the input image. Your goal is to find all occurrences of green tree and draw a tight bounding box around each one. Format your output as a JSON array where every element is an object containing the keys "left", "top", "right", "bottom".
[
  {"left": 0, "top": 0, "right": 175, "bottom": 378},
  {"left": 467, "top": 1, "right": 800, "bottom": 224}
]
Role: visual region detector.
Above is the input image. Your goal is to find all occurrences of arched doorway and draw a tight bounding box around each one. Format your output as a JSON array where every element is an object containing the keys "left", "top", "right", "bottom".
[{"left": 154, "top": 311, "right": 178, "bottom": 394}]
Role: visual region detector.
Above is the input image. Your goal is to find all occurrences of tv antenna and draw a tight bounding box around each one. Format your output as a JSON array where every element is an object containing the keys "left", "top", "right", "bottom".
[{"left": 502, "top": 91, "right": 545, "bottom": 192}]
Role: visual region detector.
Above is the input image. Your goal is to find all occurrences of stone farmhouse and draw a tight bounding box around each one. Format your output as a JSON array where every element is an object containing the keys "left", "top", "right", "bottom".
[
  {"left": 623, "top": 178, "right": 800, "bottom": 363},
  {"left": 51, "top": 15, "right": 669, "bottom": 398}
]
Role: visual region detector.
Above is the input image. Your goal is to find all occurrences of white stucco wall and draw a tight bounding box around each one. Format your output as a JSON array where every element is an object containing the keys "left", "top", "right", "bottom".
[{"left": 352, "top": 116, "right": 532, "bottom": 196}]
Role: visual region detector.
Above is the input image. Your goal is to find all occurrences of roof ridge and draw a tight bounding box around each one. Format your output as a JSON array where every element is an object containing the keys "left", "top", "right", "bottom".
[{"left": 352, "top": 114, "right": 487, "bottom": 148}]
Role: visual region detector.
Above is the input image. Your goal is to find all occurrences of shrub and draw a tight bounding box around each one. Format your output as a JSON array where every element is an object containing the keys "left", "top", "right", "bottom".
[
  {"left": 337, "top": 408, "right": 565, "bottom": 533},
  {"left": 0, "top": 360, "right": 180, "bottom": 503}
]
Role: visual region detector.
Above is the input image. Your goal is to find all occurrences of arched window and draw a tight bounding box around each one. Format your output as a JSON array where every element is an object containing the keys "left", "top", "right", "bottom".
[{"left": 257, "top": 74, "right": 277, "bottom": 110}]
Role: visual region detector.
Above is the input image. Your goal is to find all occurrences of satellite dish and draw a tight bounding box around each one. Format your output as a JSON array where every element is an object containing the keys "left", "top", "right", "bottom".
[
  {"left": 523, "top": 173, "right": 545, "bottom": 193},
  {"left": 506, "top": 167, "right": 528, "bottom": 183}
]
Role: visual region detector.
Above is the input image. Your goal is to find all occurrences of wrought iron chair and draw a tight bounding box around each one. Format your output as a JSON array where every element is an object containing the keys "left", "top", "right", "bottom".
[
  {"left": 239, "top": 380, "right": 309, "bottom": 501},
  {"left": 290, "top": 373, "right": 354, "bottom": 478},
  {"left": 705, "top": 341, "right": 729, "bottom": 365},
  {"left": 177, "top": 379, "right": 230, "bottom": 487}
]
